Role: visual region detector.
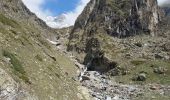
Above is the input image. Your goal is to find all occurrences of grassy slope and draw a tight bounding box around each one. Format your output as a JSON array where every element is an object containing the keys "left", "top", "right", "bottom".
[{"left": 0, "top": 12, "right": 81, "bottom": 99}]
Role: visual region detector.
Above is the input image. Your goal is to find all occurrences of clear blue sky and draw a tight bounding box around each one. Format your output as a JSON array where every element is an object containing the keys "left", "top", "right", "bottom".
[{"left": 42, "top": 0, "right": 79, "bottom": 15}]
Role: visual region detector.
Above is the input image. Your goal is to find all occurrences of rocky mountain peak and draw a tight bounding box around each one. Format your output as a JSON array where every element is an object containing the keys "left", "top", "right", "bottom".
[{"left": 72, "top": 0, "right": 162, "bottom": 38}]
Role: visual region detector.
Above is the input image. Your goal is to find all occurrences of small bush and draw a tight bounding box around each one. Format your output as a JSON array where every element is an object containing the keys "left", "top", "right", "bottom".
[{"left": 2, "top": 50, "right": 29, "bottom": 83}]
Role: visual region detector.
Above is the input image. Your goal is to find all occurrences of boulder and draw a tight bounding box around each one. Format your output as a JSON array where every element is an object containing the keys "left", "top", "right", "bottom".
[
  {"left": 154, "top": 67, "right": 167, "bottom": 74},
  {"left": 133, "top": 72, "right": 147, "bottom": 81},
  {"left": 82, "top": 75, "right": 91, "bottom": 81}
]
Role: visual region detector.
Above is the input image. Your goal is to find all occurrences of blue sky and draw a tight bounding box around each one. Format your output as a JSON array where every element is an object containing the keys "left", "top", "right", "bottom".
[
  {"left": 42, "top": 0, "right": 79, "bottom": 15},
  {"left": 22, "top": 0, "right": 166, "bottom": 28},
  {"left": 22, "top": 0, "right": 90, "bottom": 28}
]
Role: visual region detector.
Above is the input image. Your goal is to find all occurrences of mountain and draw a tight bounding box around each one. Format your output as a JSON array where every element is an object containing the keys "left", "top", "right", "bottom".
[
  {"left": 0, "top": 0, "right": 88, "bottom": 100},
  {"left": 67, "top": 0, "right": 170, "bottom": 99},
  {"left": 0, "top": 0, "right": 170, "bottom": 100},
  {"left": 72, "top": 0, "right": 162, "bottom": 37},
  {"left": 68, "top": 0, "right": 165, "bottom": 69}
]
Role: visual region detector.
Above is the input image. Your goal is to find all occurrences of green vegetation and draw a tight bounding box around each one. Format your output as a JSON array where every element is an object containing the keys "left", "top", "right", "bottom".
[
  {"left": 0, "top": 2, "right": 82, "bottom": 99},
  {"left": 2, "top": 50, "right": 29, "bottom": 83},
  {"left": 0, "top": 14, "right": 20, "bottom": 28},
  {"left": 115, "top": 60, "right": 170, "bottom": 85}
]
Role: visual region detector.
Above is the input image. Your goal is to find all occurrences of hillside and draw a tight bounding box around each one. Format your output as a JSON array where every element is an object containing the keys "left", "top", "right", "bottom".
[{"left": 0, "top": 0, "right": 88, "bottom": 100}]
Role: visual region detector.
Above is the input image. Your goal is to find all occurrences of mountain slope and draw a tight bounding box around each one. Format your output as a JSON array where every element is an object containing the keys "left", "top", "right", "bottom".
[
  {"left": 68, "top": 0, "right": 165, "bottom": 69},
  {"left": 67, "top": 0, "right": 170, "bottom": 99},
  {"left": 0, "top": 0, "right": 86, "bottom": 100}
]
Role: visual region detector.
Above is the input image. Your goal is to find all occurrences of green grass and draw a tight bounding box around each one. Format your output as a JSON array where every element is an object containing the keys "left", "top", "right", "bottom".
[
  {"left": 0, "top": 14, "right": 20, "bottom": 28},
  {"left": 115, "top": 60, "right": 170, "bottom": 85},
  {"left": 2, "top": 50, "right": 29, "bottom": 83}
]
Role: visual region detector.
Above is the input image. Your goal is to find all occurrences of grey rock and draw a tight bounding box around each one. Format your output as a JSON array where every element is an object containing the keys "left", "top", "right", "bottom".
[
  {"left": 82, "top": 75, "right": 91, "bottom": 81},
  {"left": 137, "top": 73, "right": 147, "bottom": 81},
  {"left": 154, "top": 67, "right": 167, "bottom": 74}
]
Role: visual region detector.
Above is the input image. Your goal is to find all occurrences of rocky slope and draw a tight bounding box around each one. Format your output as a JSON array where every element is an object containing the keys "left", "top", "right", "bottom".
[
  {"left": 0, "top": 0, "right": 88, "bottom": 100},
  {"left": 67, "top": 0, "right": 168, "bottom": 72},
  {"left": 66, "top": 0, "right": 170, "bottom": 100},
  {"left": 68, "top": 0, "right": 165, "bottom": 70}
]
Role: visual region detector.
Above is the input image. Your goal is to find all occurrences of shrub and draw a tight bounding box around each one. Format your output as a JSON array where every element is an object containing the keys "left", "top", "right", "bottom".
[{"left": 2, "top": 50, "right": 29, "bottom": 83}]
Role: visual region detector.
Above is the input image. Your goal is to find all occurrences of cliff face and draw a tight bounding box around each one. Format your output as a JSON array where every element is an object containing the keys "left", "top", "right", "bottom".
[
  {"left": 68, "top": 0, "right": 164, "bottom": 72},
  {"left": 68, "top": 0, "right": 163, "bottom": 52},
  {"left": 74, "top": 0, "right": 162, "bottom": 37}
]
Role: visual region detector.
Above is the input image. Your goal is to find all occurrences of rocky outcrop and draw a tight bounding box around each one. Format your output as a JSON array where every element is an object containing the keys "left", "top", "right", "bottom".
[
  {"left": 83, "top": 37, "right": 117, "bottom": 72},
  {"left": 0, "top": 68, "right": 37, "bottom": 100}
]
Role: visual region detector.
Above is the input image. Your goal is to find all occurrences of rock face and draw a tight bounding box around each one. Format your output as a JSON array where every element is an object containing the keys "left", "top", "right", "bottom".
[
  {"left": 68, "top": 0, "right": 163, "bottom": 71},
  {"left": 69, "top": 0, "right": 162, "bottom": 41}
]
